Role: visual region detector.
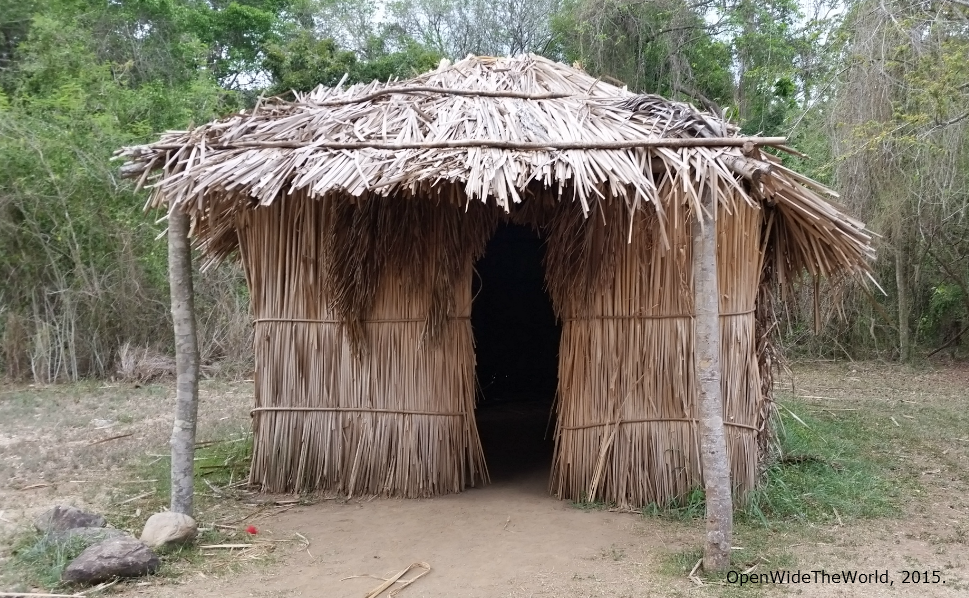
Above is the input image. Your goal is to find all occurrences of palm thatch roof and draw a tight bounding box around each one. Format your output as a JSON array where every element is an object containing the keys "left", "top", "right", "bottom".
[{"left": 117, "top": 53, "right": 875, "bottom": 281}]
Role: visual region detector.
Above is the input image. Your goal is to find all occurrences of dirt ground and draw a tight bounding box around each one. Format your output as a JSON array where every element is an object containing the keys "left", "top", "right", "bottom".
[{"left": 3, "top": 362, "right": 969, "bottom": 597}]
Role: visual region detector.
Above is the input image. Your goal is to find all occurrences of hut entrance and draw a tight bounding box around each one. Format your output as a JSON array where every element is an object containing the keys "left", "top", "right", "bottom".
[{"left": 471, "top": 223, "right": 560, "bottom": 483}]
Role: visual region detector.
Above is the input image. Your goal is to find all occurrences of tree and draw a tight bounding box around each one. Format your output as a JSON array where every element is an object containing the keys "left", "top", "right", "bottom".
[
  {"left": 692, "top": 188, "right": 733, "bottom": 572},
  {"left": 831, "top": 0, "right": 969, "bottom": 360},
  {"left": 550, "top": 0, "right": 733, "bottom": 103},
  {"left": 725, "top": 0, "right": 801, "bottom": 134},
  {"left": 0, "top": 9, "right": 225, "bottom": 381},
  {"left": 263, "top": 30, "right": 442, "bottom": 95},
  {"left": 388, "top": 0, "right": 563, "bottom": 59},
  {"left": 168, "top": 210, "right": 200, "bottom": 515}
]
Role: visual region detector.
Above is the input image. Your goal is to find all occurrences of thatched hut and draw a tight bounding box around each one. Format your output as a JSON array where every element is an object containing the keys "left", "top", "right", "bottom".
[{"left": 118, "top": 55, "right": 874, "bottom": 508}]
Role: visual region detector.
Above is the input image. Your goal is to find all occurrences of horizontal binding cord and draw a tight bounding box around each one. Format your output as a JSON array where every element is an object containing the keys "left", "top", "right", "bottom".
[
  {"left": 250, "top": 407, "right": 466, "bottom": 417},
  {"left": 564, "top": 309, "right": 755, "bottom": 321},
  {"left": 254, "top": 317, "right": 471, "bottom": 324},
  {"left": 560, "top": 418, "right": 759, "bottom": 432}
]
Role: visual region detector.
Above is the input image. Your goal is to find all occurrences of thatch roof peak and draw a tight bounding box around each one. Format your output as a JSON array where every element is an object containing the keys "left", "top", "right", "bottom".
[{"left": 117, "top": 53, "right": 874, "bottom": 280}]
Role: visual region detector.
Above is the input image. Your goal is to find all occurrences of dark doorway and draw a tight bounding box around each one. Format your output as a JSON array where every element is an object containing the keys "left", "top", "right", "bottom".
[{"left": 471, "top": 223, "right": 561, "bottom": 484}]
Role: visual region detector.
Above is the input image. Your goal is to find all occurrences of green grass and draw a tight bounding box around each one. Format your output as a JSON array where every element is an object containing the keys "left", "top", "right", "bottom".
[
  {"left": 653, "top": 395, "right": 917, "bottom": 591},
  {"left": 740, "top": 399, "right": 902, "bottom": 525},
  {"left": 570, "top": 495, "right": 614, "bottom": 511},
  {"left": 2, "top": 430, "right": 257, "bottom": 591},
  {"left": 4, "top": 533, "right": 91, "bottom": 590},
  {"left": 138, "top": 427, "right": 253, "bottom": 503},
  {"left": 646, "top": 398, "right": 905, "bottom": 525},
  {"left": 572, "top": 396, "right": 905, "bottom": 529}
]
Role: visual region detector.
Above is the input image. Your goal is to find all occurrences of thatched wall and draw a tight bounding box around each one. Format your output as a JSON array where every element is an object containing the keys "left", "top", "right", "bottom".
[
  {"left": 238, "top": 191, "right": 495, "bottom": 496},
  {"left": 235, "top": 182, "right": 772, "bottom": 507},
  {"left": 547, "top": 188, "right": 766, "bottom": 508}
]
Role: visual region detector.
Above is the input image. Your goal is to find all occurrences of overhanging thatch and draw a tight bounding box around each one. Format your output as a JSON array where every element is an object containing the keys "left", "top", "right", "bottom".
[
  {"left": 117, "top": 54, "right": 873, "bottom": 283},
  {"left": 117, "top": 54, "right": 876, "bottom": 505}
]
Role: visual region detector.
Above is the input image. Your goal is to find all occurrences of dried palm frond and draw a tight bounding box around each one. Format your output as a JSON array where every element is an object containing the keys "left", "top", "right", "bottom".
[{"left": 117, "top": 54, "right": 873, "bottom": 286}]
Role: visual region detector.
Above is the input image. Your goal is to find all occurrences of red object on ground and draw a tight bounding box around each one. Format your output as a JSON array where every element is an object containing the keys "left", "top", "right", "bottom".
[{"left": 245, "top": 525, "right": 258, "bottom": 535}]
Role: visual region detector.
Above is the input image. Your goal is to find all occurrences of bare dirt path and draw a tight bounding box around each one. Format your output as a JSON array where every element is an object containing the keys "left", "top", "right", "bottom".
[{"left": 163, "top": 479, "right": 692, "bottom": 598}]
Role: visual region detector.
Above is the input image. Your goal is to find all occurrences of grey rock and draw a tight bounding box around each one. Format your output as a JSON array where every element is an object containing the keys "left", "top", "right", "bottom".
[
  {"left": 61, "top": 538, "right": 160, "bottom": 584},
  {"left": 34, "top": 506, "right": 106, "bottom": 534},
  {"left": 140, "top": 511, "right": 197, "bottom": 548}
]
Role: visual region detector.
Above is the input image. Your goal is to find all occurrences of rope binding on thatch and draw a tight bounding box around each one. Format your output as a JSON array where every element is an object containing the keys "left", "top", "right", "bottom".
[
  {"left": 253, "top": 317, "right": 471, "bottom": 324},
  {"left": 563, "top": 309, "right": 755, "bottom": 321},
  {"left": 559, "top": 419, "right": 761, "bottom": 432},
  {"left": 250, "top": 407, "right": 467, "bottom": 417}
]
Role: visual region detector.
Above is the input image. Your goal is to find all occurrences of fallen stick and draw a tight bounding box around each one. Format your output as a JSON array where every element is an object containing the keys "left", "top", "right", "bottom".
[
  {"left": 688, "top": 558, "right": 703, "bottom": 586},
  {"left": 117, "top": 491, "right": 153, "bottom": 504},
  {"left": 18, "top": 483, "right": 50, "bottom": 491},
  {"left": 84, "top": 579, "right": 119, "bottom": 595},
  {"left": 198, "top": 543, "right": 254, "bottom": 549},
  {"left": 345, "top": 562, "right": 432, "bottom": 598},
  {"left": 88, "top": 433, "right": 134, "bottom": 446}
]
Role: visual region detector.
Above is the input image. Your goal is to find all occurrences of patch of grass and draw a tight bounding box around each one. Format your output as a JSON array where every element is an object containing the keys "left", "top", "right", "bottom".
[
  {"left": 655, "top": 396, "right": 907, "bottom": 591},
  {"left": 570, "top": 495, "right": 613, "bottom": 511},
  {"left": 4, "top": 532, "right": 91, "bottom": 590},
  {"left": 643, "top": 487, "right": 707, "bottom": 521},
  {"left": 140, "top": 428, "right": 253, "bottom": 504},
  {"left": 740, "top": 399, "right": 902, "bottom": 525},
  {"left": 661, "top": 529, "right": 798, "bottom": 596},
  {"left": 194, "top": 432, "right": 253, "bottom": 488},
  {"left": 579, "top": 395, "right": 904, "bottom": 532},
  {"left": 3, "top": 430, "right": 260, "bottom": 593},
  {"left": 641, "top": 398, "right": 903, "bottom": 527}
]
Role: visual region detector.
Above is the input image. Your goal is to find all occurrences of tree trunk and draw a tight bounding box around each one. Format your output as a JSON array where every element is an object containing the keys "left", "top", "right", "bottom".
[
  {"left": 692, "top": 191, "right": 733, "bottom": 573},
  {"left": 895, "top": 219, "right": 911, "bottom": 362},
  {"left": 168, "top": 210, "right": 200, "bottom": 516}
]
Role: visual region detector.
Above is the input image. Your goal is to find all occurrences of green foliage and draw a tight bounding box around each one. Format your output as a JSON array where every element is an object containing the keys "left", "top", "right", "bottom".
[
  {"left": 0, "top": 5, "right": 229, "bottom": 380},
  {"left": 727, "top": 0, "right": 803, "bottom": 135},
  {"left": 354, "top": 37, "right": 442, "bottom": 84},
  {"left": 264, "top": 30, "right": 441, "bottom": 95},
  {"left": 264, "top": 32, "right": 359, "bottom": 93},
  {"left": 551, "top": 0, "right": 733, "bottom": 103},
  {"left": 919, "top": 284, "right": 965, "bottom": 346},
  {"left": 2, "top": 0, "right": 967, "bottom": 378},
  {"left": 642, "top": 487, "right": 707, "bottom": 520},
  {"left": 144, "top": 431, "right": 253, "bottom": 502},
  {"left": 826, "top": 0, "right": 969, "bottom": 358}
]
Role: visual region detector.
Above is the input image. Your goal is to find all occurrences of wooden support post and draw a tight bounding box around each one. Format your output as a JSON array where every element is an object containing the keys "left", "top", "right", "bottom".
[
  {"left": 168, "top": 210, "right": 200, "bottom": 516},
  {"left": 692, "top": 189, "right": 733, "bottom": 573}
]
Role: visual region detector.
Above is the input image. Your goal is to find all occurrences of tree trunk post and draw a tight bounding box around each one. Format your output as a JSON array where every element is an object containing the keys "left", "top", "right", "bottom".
[
  {"left": 894, "top": 218, "right": 911, "bottom": 362},
  {"left": 692, "top": 189, "right": 733, "bottom": 573},
  {"left": 168, "top": 209, "right": 200, "bottom": 516}
]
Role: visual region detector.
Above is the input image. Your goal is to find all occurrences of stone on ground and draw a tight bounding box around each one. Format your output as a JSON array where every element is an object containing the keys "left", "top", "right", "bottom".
[
  {"left": 34, "top": 506, "right": 106, "bottom": 534},
  {"left": 140, "top": 511, "right": 197, "bottom": 548},
  {"left": 61, "top": 537, "right": 160, "bottom": 584}
]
